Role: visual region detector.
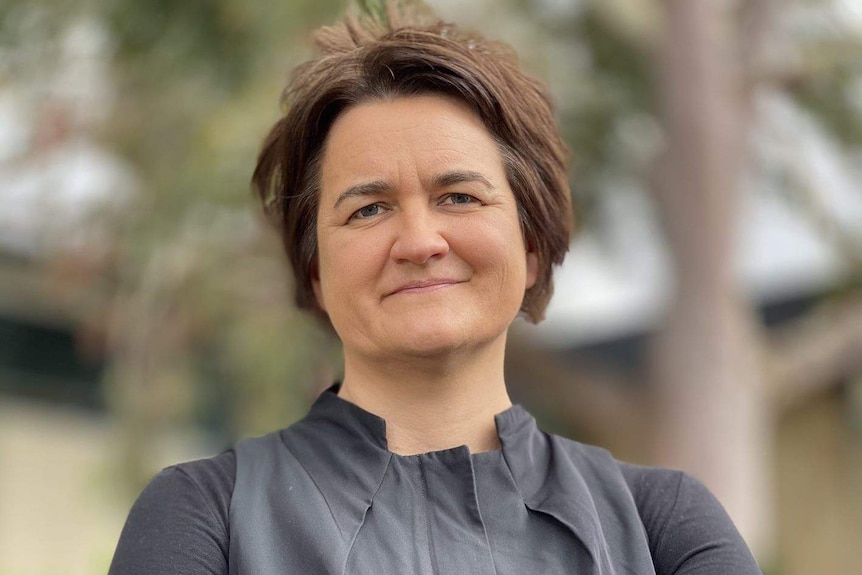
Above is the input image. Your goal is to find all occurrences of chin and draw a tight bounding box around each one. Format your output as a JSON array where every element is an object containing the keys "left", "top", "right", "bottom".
[
  {"left": 384, "top": 316, "right": 500, "bottom": 359},
  {"left": 397, "top": 336, "right": 469, "bottom": 359}
]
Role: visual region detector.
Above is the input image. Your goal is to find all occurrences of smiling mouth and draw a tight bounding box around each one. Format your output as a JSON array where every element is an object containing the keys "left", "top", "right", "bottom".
[{"left": 387, "top": 280, "right": 464, "bottom": 297}]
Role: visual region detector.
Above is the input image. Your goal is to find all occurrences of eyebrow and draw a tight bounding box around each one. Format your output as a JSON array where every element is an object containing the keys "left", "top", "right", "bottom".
[
  {"left": 431, "top": 170, "right": 494, "bottom": 191},
  {"left": 332, "top": 170, "right": 494, "bottom": 210},
  {"left": 333, "top": 180, "right": 394, "bottom": 209}
]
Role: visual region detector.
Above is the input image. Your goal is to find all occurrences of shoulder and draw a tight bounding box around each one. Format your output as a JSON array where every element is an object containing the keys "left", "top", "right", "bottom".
[
  {"left": 152, "top": 449, "right": 236, "bottom": 534},
  {"left": 617, "top": 462, "right": 763, "bottom": 574},
  {"left": 108, "top": 450, "right": 236, "bottom": 575},
  {"left": 543, "top": 436, "right": 683, "bottom": 523},
  {"left": 617, "top": 461, "right": 684, "bottom": 517},
  {"left": 541, "top": 434, "right": 761, "bottom": 573}
]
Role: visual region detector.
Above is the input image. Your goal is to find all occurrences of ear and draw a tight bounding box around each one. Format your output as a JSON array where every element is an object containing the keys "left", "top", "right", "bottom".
[
  {"left": 525, "top": 250, "right": 538, "bottom": 290},
  {"left": 311, "top": 273, "right": 327, "bottom": 312}
]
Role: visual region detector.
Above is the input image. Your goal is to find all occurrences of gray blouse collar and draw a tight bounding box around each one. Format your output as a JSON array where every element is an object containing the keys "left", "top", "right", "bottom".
[
  {"left": 302, "top": 382, "right": 533, "bottom": 455},
  {"left": 278, "top": 382, "right": 654, "bottom": 574}
]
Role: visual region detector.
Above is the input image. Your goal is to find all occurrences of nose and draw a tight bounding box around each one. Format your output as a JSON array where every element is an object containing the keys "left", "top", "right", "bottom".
[{"left": 389, "top": 207, "right": 450, "bottom": 265}]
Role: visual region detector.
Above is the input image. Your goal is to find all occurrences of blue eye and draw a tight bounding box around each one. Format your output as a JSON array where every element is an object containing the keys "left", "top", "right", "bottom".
[
  {"left": 444, "top": 193, "right": 476, "bottom": 205},
  {"left": 351, "top": 204, "right": 384, "bottom": 220}
]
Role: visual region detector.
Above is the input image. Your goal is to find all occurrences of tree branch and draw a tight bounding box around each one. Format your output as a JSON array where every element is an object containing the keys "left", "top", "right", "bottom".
[
  {"left": 767, "top": 294, "right": 862, "bottom": 410},
  {"left": 739, "top": 0, "right": 780, "bottom": 91}
]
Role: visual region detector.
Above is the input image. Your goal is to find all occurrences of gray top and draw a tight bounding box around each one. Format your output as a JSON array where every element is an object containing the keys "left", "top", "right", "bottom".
[
  {"left": 228, "top": 384, "right": 760, "bottom": 574},
  {"left": 109, "top": 383, "right": 763, "bottom": 574}
]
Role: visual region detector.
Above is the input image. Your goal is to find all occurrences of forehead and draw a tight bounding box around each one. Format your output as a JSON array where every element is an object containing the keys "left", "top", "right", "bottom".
[{"left": 319, "top": 95, "right": 505, "bottom": 194}]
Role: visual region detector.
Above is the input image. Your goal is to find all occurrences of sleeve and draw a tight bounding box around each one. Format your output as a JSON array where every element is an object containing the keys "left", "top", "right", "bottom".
[
  {"left": 624, "top": 465, "right": 763, "bottom": 575},
  {"left": 107, "top": 465, "right": 229, "bottom": 575}
]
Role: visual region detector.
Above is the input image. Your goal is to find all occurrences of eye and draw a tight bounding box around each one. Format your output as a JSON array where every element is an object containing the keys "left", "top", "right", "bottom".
[
  {"left": 349, "top": 203, "right": 386, "bottom": 221},
  {"left": 441, "top": 193, "right": 478, "bottom": 206}
]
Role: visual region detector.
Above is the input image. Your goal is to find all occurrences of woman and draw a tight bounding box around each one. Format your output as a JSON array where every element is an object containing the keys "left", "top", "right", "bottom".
[{"left": 109, "top": 4, "right": 762, "bottom": 574}]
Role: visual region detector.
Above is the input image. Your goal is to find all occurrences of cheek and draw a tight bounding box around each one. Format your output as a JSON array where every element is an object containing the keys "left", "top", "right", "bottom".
[
  {"left": 316, "top": 230, "right": 387, "bottom": 297},
  {"left": 461, "top": 221, "right": 527, "bottom": 281}
]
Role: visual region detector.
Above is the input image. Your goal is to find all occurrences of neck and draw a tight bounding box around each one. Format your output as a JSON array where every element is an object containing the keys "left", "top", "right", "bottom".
[{"left": 338, "top": 335, "right": 512, "bottom": 456}]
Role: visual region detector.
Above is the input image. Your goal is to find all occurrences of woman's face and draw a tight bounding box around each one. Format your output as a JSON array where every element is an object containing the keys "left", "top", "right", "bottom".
[{"left": 313, "top": 95, "right": 537, "bottom": 361}]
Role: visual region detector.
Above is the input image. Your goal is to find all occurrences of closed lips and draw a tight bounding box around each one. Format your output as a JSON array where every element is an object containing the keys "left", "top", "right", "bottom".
[{"left": 387, "top": 280, "right": 464, "bottom": 296}]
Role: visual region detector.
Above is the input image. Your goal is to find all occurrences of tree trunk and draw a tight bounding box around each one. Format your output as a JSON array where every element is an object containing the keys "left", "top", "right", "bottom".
[{"left": 647, "top": 0, "right": 772, "bottom": 556}]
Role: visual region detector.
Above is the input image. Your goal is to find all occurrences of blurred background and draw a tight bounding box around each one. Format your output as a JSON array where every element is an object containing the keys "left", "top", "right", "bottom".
[{"left": 1, "top": 0, "right": 861, "bottom": 573}]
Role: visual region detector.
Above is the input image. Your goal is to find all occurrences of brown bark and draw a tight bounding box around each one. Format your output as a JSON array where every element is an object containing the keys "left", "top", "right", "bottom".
[{"left": 647, "top": 0, "right": 772, "bottom": 554}]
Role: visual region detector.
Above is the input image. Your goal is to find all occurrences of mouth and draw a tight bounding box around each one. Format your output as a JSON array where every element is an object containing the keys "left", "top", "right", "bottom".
[{"left": 386, "top": 279, "right": 465, "bottom": 297}]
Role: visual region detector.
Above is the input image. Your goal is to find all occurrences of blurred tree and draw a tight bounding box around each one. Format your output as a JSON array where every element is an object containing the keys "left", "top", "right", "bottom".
[
  {"left": 94, "top": 0, "right": 348, "bottom": 490},
  {"left": 495, "top": 0, "right": 862, "bottom": 562},
  {"left": 647, "top": 0, "right": 771, "bottom": 552},
  {"left": 0, "top": 0, "right": 346, "bottom": 490}
]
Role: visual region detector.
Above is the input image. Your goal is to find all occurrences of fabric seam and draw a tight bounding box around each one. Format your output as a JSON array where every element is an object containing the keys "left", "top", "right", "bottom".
[
  {"left": 340, "top": 453, "right": 393, "bottom": 575},
  {"left": 278, "top": 434, "right": 343, "bottom": 539},
  {"left": 418, "top": 457, "right": 440, "bottom": 575},
  {"left": 470, "top": 455, "right": 500, "bottom": 575}
]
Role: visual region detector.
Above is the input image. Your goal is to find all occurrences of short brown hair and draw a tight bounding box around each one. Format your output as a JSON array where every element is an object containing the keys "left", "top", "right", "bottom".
[{"left": 252, "top": 3, "right": 572, "bottom": 323}]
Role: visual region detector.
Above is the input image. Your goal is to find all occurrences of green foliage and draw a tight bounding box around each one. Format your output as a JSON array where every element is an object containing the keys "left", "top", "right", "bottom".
[
  {"left": 355, "top": 0, "right": 390, "bottom": 26},
  {"left": 506, "top": 2, "right": 656, "bottom": 231},
  {"left": 0, "top": 0, "right": 81, "bottom": 84},
  {"left": 86, "top": 0, "right": 346, "bottom": 470},
  {"left": 103, "top": 0, "right": 252, "bottom": 86},
  {"left": 792, "top": 49, "right": 862, "bottom": 146},
  {"left": 564, "top": 9, "right": 653, "bottom": 191}
]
